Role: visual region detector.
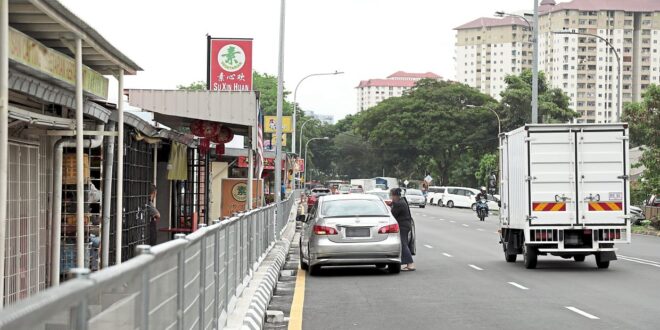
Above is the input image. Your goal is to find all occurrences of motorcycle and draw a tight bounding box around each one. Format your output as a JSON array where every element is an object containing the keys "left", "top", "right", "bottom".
[{"left": 476, "top": 197, "right": 488, "bottom": 221}]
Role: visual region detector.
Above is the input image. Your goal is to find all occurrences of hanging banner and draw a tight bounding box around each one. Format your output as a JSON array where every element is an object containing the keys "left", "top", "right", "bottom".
[
  {"left": 264, "top": 116, "right": 293, "bottom": 133},
  {"left": 208, "top": 37, "right": 253, "bottom": 91}
]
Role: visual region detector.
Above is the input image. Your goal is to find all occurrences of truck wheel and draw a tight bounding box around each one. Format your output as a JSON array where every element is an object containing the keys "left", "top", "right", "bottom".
[
  {"left": 504, "top": 244, "right": 517, "bottom": 262},
  {"left": 574, "top": 255, "right": 586, "bottom": 262},
  {"left": 447, "top": 201, "right": 454, "bottom": 208},
  {"left": 523, "top": 244, "right": 537, "bottom": 269},
  {"left": 595, "top": 254, "right": 610, "bottom": 269}
]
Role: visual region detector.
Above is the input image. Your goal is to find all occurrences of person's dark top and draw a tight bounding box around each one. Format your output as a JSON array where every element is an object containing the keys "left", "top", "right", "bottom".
[
  {"left": 391, "top": 198, "right": 413, "bottom": 229},
  {"left": 475, "top": 192, "right": 488, "bottom": 203}
]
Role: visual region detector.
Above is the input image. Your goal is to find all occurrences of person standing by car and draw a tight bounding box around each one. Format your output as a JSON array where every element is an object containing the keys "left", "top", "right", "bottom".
[
  {"left": 145, "top": 184, "right": 161, "bottom": 246},
  {"left": 390, "top": 188, "right": 415, "bottom": 271}
]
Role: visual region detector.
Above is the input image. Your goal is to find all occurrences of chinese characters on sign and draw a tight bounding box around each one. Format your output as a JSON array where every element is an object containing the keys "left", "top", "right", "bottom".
[{"left": 208, "top": 38, "right": 253, "bottom": 91}]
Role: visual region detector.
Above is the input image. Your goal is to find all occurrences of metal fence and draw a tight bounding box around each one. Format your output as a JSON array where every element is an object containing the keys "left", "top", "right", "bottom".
[{"left": 0, "top": 196, "right": 296, "bottom": 330}]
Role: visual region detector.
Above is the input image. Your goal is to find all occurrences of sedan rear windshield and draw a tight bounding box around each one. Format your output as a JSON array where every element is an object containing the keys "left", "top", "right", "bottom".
[{"left": 321, "top": 199, "right": 389, "bottom": 217}]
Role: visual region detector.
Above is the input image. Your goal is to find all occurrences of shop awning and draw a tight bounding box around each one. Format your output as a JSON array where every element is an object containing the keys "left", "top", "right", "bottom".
[{"left": 126, "top": 89, "right": 258, "bottom": 136}]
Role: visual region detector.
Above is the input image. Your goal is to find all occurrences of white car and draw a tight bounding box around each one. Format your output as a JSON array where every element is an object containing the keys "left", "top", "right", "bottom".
[
  {"left": 426, "top": 186, "right": 446, "bottom": 206},
  {"left": 471, "top": 194, "right": 500, "bottom": 211},
  {"left": 442, "top": 187, "right": 480, "bottom": 209},
  {"left": 403, "top": 189, "right": 426, "bottom": 208}
]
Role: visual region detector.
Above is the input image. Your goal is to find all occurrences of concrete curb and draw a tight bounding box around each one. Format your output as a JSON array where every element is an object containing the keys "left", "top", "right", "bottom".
[{"left": 240, "top": 210, "right": 297, "bottom": 330}]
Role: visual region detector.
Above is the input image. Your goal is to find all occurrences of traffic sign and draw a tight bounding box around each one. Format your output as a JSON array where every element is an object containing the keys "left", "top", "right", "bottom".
[{"left": 424, "top": 175, "right": 432, "bottom": 183}]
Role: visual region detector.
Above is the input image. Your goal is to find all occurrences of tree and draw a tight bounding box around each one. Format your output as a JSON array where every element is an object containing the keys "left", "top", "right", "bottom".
[
  {"left": 498, "top": 69, "right": 578, "bottom": 131},
  {"left": 623, "top": 84, "right": 660, "bottom": 205},
  {"left": 355, "top": 79, "right": 498, "bottom": 185},
  {"left": 177, "top": 81, "right": 206, "bottom": 91},
  {"left": 253, "top": 71, "right": 294, "bottom": 116},
  {"left": 475, "top": 153, "right": 498, "bottom": 187}
]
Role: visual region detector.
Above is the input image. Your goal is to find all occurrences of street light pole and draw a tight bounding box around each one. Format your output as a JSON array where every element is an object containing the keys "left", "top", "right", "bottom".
[
  {"left": 304, "top": 137, "right": 329, "bottom": 187},
  {"left": 465, "top": 105, "right": 501, "bottom": 135},
  {"left": 296, "top": 118, "right": 316, "bottom": 189},
  {"left": 553, "top": 30, "right": 622, "bottom": 122},
  {"left": 292, "top": 71, "right": 343, "bottom": 155},
  {"left": 495, "top": 8, "right": 537, "bottom": 123},
  {"left": 275, "top": 0, "right": 286, "bottom": 205}
]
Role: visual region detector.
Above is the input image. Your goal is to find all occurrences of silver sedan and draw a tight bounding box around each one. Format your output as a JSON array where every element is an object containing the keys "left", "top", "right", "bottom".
[{"left": 300, "top": 194, "right": 402, "bottom": 275}]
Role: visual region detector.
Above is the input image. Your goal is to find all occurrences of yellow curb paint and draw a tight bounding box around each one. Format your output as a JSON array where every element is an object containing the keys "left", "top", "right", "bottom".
[{"left": 288, "top": 266, "right": 306, "bottom": 330}]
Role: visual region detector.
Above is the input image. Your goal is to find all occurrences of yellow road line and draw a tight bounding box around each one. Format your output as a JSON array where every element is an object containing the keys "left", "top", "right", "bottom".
[{"left": 288, "top": 266, "right": 306, "bottom": 330}]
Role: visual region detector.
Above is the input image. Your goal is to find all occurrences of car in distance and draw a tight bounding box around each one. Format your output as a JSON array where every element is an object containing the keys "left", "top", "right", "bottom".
[
  {"left": 426, "top": 186, "right": 446, "bottom": 206},
  {"left": 367, "top": 190, "right": 392, "bottom": 207},
  {"left": 338, "top": 184, "right": 351, "bottom": 194},
  {"left": 442, "top": 186, "right": 479, "bottom": 209},
  {"left": 404, "top": 188, "right": 426, "bottom": 208},
  {"left": 300, "top": 194, "right": 402, "bottom": 275},
  {"left": 307, "top": 188, "right": 331, "bottom": 210}
]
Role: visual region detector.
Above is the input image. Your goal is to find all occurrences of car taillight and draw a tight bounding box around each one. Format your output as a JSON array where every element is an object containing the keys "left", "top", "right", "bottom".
[
  {"left": 313, "top": 225, "right": 338, "bottom": 235},
  {"left": 378, "top": 224, "right": 399, "bottom": 234}
]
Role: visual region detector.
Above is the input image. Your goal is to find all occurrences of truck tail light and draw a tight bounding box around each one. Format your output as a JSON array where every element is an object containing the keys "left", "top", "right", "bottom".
[
  {"left": 378, "top": 224, "right": 399, "bottom": 234},
  {"left": 313, "top": 225, "right": 338, "bottom": 235}
]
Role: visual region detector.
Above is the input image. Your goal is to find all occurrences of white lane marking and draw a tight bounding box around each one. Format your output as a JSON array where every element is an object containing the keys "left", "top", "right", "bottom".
[
  {"left": 477, "top": 228, "right": 485, "bottom": 232},
  {"left": 619, "top": 256, "right": 660, "bottom": 268},
  {"left": 442, "top": 253, "right": 453, "bottom": 258},
  {"left": 507, "top": 282, "right": 529, "bottom": 290},
  {"left": 450, "top": 220, "right": 456, "bottom": 223},
  {"left": 422, "top": 214, "right": 427, "bottom": 217},
  {"left": 620, "top": 255, "right": 660, "bottom": 265},
  {"left": 566, "top": 306, "right": 599, "bottom": 320},
  {"left": 424, "top": 244, "right": 434, "bottom": 249},
  {"left": 438, "top": 218, "right": 446, "bottom": 221},
  {"left": 462, "top": 224, "right": 469, "bottom": 228},
  {"left": 468, "top": 264, "right": 483, "bottom": 271}
]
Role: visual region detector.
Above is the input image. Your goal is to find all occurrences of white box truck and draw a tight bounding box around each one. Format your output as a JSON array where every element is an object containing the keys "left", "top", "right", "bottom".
[{"left": 499, "top": 124, "right": 631, "bottom": 269}]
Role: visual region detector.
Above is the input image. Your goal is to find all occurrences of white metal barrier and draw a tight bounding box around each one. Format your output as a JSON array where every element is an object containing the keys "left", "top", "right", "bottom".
[{"left": 0, "top": 196, "right": 296, "bottom": 330}]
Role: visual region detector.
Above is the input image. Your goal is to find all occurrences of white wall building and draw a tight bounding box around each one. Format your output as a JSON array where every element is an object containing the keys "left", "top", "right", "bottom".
[{"left": 356, "top": 71, "right": 442, "bottom": 112}]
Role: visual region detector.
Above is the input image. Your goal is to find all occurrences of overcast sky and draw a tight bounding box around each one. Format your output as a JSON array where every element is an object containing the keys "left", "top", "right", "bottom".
[{"left": 61, "top": 0, "right": 533, "bottom": 120}]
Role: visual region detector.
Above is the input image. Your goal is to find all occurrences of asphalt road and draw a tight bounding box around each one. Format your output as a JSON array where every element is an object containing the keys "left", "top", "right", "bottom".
[{"left": 298, "top": 205, "right": 660, "bottom": 330}]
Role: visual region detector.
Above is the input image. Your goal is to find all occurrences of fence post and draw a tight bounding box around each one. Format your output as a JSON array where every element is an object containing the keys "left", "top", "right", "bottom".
[
  {"left": 136, "top": 245, "right": 152, "bottom": 330},
  {"left": 198, "top": 223, "right": 207, "bottom": 330},
  {"left": 174, "top": 233, "right": 187, "bottom": 330},
  {"left": 212, "top": 219, "right": 221, "bottom": 330},
  {"left": 224, "top": 220, "right": 230, "bottom": 313},
  {"left": 69, "top": 268, "right": 90, "bottom": 330}
]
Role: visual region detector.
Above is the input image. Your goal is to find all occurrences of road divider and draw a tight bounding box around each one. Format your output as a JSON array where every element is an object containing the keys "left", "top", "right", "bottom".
[
  {"left": 507, "top": 282, "right": 529, "bottom": 290},
  {"left": 565, "top": 306, "right": 599, "bottom": 320}
]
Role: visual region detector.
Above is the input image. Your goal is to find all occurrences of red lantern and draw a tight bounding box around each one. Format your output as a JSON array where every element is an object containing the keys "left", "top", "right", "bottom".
[
  {"left": 215, "top": 143, "right": 225, "bottom": 156},
  {"left": 198, "top": 138, "right": 210, "bottom": 156},
  {"left": 190, "top": 120, "right": 220, "bottom": 139},
  {"left": 213, "top": 126, "right": 234, "bottom": 144}
]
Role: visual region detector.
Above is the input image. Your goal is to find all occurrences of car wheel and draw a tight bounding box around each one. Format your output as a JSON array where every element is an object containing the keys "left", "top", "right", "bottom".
[
  {"left": 447, "top": 201, "right": 454, "bottom": 208},
  {"left": 420, "top": 205, "right": 425, "bottom": 208},
  {"left": 574, "top": 255, "right": 586, "bottom": 262},
  {"left": 299, "top": 241, "right": 309, "bottom": 271},
  {"left": 309, "top": 264, "right": 321, "bottom": 276},
  {"left": 388, "top": 263, "right": 401, "bottom": 274},
  {"left": 429, "top": 198, "right": 434, "bottom": 205},
  {"left": 523, "top": 244, "right": 537, "bottom": 269},
  {"left": 471, "top": 203, "right": 477, "bottom": 211}
]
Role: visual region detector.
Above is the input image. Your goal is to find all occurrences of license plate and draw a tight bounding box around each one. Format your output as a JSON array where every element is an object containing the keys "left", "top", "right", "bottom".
[{"left": 346, "top": 227, "right": 370, "bottom": 238}]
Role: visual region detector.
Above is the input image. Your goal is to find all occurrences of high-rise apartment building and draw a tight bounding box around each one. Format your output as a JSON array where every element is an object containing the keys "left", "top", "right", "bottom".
[
  {"left": 454, "top": 17, "right": 533, "bottom": 99},
  {"left": 356, "top": 71, "right": 442, "bottom": 112},
  {"left": 538, "top": 0, "right": 660, "bottom": 123},
  {"left": 455, "top": 0, "right": 660, "bottom": 123}
]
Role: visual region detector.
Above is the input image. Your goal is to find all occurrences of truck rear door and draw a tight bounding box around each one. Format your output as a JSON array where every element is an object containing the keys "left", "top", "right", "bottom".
[
  {"left": 576, "top": 129, "right": 627, "bottom": 225},
  {"left": 528, "top": 131, "right": 575, "bottom": 226}
]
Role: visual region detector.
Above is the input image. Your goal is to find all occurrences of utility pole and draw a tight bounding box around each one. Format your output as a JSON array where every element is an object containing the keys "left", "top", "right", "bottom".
[
  {"left": 274, "top": 0, "right": 286, "bottom": 205},
  {"left": 532, "top": 0, "right": 539, "bottom": 124}
]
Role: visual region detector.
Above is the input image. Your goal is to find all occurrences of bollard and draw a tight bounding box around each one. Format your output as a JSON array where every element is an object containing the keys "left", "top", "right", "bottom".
[
  {"left": 174, "top": 233, "right": 186, "bottom": 330},
  {"left": 136, "top": 245, "right": 152, "bottom": 330},
  {"left": 70, "top": 268, "right": 91, "bottom": 330}
]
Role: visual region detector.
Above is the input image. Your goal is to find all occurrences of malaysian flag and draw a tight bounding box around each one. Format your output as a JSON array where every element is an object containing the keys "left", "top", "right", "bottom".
[{"left": 256, "top": 107, "right": 264, "bottom": 179}]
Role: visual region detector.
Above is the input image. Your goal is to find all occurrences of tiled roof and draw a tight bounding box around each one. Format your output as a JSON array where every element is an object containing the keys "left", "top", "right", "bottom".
[
  {"left": 541, "top": 0, "right": 660, "bottom": 14},
  {"left": 356, "top": 79, "right": 417, "bottom": 88},
  {"left": 454, "top": 16, "right": 530, "bottom": 30},
  {"left": 387, "top": 71, "right": 442, "bottom": 79}
]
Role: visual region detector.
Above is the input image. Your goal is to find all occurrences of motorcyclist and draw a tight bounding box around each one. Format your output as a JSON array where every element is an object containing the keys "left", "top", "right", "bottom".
[{"left": 475, "top": 186, "right": 489, "bottom": 220}]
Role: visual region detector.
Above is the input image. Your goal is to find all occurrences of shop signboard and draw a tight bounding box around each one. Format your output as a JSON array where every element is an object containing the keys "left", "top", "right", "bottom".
[
  {"left": 237, "top": 156, "right": 275, "bottom": 170},
  {"left": 271, "top": 133, "right": 287, "bottom": 147},
  {"left": 220, "top": 178, "right": 263, "bottom": 217},
  {"left": 208, "top": 37, "right": 253, "bottom": 91},
  {"left": 8, "top": 27, "right": 109, "bottom": 99}
]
